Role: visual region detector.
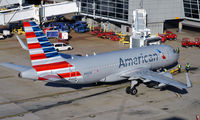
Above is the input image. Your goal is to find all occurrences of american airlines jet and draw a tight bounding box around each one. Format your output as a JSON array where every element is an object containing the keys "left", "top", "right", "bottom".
[{"left": 0, "top": 21, "right": 192, "bottom": 95}]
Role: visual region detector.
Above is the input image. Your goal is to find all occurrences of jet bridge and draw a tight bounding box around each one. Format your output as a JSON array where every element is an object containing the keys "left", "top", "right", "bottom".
[
  {"left": 40, "top": 1, "right": 78, "bottom": 22},
  {"left": 0, "top": 0, "right": 24, "bottom": 7},
  {"left": 0, "top": 5, "right": 39, "bottom": 25},
  {"left": 0, "top": 1, "right": 78, "bottom": 25}
]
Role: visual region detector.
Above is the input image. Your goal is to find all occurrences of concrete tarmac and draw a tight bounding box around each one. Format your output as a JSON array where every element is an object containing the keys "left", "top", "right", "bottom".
[{"left": 0, "top": 29, "right": 199, "bottom": 120}]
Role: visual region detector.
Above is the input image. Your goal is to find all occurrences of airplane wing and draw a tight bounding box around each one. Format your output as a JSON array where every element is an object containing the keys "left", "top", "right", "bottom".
[
  {"left": 0, "top": 62, "right": 31, "bottom": 72},
  {"left": 121, "top": 68, "right": 191, "bottom": 89}
]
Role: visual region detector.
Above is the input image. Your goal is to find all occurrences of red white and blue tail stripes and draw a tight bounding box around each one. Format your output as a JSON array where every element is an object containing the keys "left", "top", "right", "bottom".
[{"left": 23, "top": 21, "right": 82, "bottom": 81}]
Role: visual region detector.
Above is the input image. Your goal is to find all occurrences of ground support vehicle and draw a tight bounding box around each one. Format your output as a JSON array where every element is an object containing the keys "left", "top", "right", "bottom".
[
  {"left": 165, "top": 31, "right": 177, "bottom": 40},
  {"left": 120, "top": 35, "right": 130, "bottom": 45},
  {"left": 74, "top": 26, "right": 89, "bottom": 33},
  {"left": 158, "top": 33, "right": 167, "bottom": 43},
  {"left": 182, "top": 38, "right": 194, "bottom": 47},
  {"left": 17, "top": 27, "right": 25, "bottom": 35},
  {"left": 48, "top": 22, "right": 70, "bottom": 33},
  {"left": 70, "top": 21, "right": 89, "bottom": 33},
  {"left": 58, "top": 31, "right": 68, "bottom": 40},
  {"left": 9, "top": 23, "right": 25, "bottom": 35},
  {"left": 3, "top": 30, "right": 12, "bottom": 38},
  {"left": 70, "top": 21, "right": 87, "bottom": 29},
  {"left": 194, "top": 38, "right": 200, "bottom": 47},
  {"left": 0, "top": 33, "right": 5, "bottom": 40},
  {"left": 43, "top": 27, "right": 53, "bottom": 34},
  {"left": 97, "top": 32, "right": 113, "bottom": 38},
  {"left": 46, "top": 30, "right": 59, "bottom": 38},
  {"left": 109, "top": 35, "right": 121, "bottom": 41},
  {"left": 72, "top": 15, "right": 82, "bottom": 21},
  {"left": 53, "top": 42, "right": 73, "bottom": 52},
  {"left": 90, "top": 27, "right": 102, "bottom": 35},
  {"left": 170, "top": 68, "right": 180, "bottom": 74},
  {"left": 57, "top": 31, "right": 69, "bottom": 43}
]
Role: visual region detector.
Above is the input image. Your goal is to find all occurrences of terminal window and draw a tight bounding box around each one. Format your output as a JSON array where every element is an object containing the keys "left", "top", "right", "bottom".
[
  {"left": 183, "top": 0, "right": 200, "bottom": 19},
  {"left": 77, "top": 0, "right": 129, "bottom": 21}
]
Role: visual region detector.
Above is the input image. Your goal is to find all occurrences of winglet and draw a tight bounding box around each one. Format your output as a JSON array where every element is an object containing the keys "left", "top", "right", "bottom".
[
  {"left": 16, "top": 35, "right": 28, "bottom": 50},
  {"left": 186, "top": 72, "right": 192, "bottom": 88}
]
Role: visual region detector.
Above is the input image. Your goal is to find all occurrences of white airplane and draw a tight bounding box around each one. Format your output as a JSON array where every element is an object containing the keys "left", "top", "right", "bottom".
[{"left": 0, "top": 21, "right": 192, "bottom": 95}]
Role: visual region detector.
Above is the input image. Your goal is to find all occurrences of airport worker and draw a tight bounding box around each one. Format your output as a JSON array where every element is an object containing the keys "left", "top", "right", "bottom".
[
  {"left": 185, "top": 63, "right": 190, "bottom": 73},
  {"left": 164, "top": 68, "right": 168, "bottom": 72},
  {"left": 178, "top": 64, "right": 181, "bottom": 73}
]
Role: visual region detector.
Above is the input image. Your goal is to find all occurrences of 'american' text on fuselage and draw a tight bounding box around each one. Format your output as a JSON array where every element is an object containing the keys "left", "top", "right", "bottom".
[{"left": 119, "top": 53, "right": 158, "bottom": 68}]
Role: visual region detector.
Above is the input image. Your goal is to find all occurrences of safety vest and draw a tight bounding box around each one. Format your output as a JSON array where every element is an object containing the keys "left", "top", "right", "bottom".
[
  {"left": 178, "top": 65, "right": 181, "bottom": 68},
  {"left": 186, "top": 64, "right": 190, "bottom": 68}
]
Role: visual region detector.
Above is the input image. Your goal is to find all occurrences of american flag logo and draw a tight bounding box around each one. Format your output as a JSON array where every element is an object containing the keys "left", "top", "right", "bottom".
[{"left": 156, "top": 49, "right": 166, "bottom": 59}]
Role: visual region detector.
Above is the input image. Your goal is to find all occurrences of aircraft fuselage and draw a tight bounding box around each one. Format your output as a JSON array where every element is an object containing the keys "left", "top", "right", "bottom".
[{"left": 66, "top": 45, "right": 178, "bottom": 84}]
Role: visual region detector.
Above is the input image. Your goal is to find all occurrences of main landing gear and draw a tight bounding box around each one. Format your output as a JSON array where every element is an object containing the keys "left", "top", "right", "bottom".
[{"left": 126, "top": 80, "right": 139, "bottom": 95}]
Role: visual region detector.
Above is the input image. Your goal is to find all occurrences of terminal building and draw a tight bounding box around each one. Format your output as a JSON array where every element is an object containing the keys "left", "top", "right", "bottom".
[
  {"left": 182, "top": 0, "right": 200, "bottom": 28},
  {"left": 75, "top": 0, "right": 200, "bottom": 35}
]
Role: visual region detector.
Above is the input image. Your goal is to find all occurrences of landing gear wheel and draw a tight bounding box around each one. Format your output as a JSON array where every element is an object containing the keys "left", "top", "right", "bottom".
[
  {"left": 126, "top": 86, "right": 131, "bottom": 94},
  {"left": 130, "top": 88, "right": 138, "bottom": 95}
]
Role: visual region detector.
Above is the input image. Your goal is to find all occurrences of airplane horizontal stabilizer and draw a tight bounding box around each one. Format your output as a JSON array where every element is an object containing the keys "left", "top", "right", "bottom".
[{"left": 0, "top": 62, "right": 31, "bottom": 72}]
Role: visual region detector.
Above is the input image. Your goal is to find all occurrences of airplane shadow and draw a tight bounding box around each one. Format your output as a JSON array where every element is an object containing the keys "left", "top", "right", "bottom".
[
  {"left": 166, "top": 62, "right": 178, "bottom": 69},
  {"left": 45, "top": 80, "right": 188, "bottom": 95},
  {"left": 162, "top": 85, "right": 188, "bottom": 94},
  {"left": 161, "top": 116, "right": 186, "bottom": 120},
  {"left": 45, "top": 80, "right": 129, "bottom": 90}
]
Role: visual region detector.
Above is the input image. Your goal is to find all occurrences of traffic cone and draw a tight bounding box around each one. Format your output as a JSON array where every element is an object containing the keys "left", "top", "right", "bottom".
[{"left": 197, "top": 115, "right": 199, "bottom": 120}]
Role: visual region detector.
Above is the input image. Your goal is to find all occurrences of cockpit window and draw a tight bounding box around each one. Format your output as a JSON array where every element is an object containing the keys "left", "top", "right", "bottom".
[{"left": 173, "top": 48, "right": 179, "bottom": 53}]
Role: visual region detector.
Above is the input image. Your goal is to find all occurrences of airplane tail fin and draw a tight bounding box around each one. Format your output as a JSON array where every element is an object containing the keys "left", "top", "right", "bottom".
[{"left": 23, "top": 21, "right": 81, "bottom": 80}]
